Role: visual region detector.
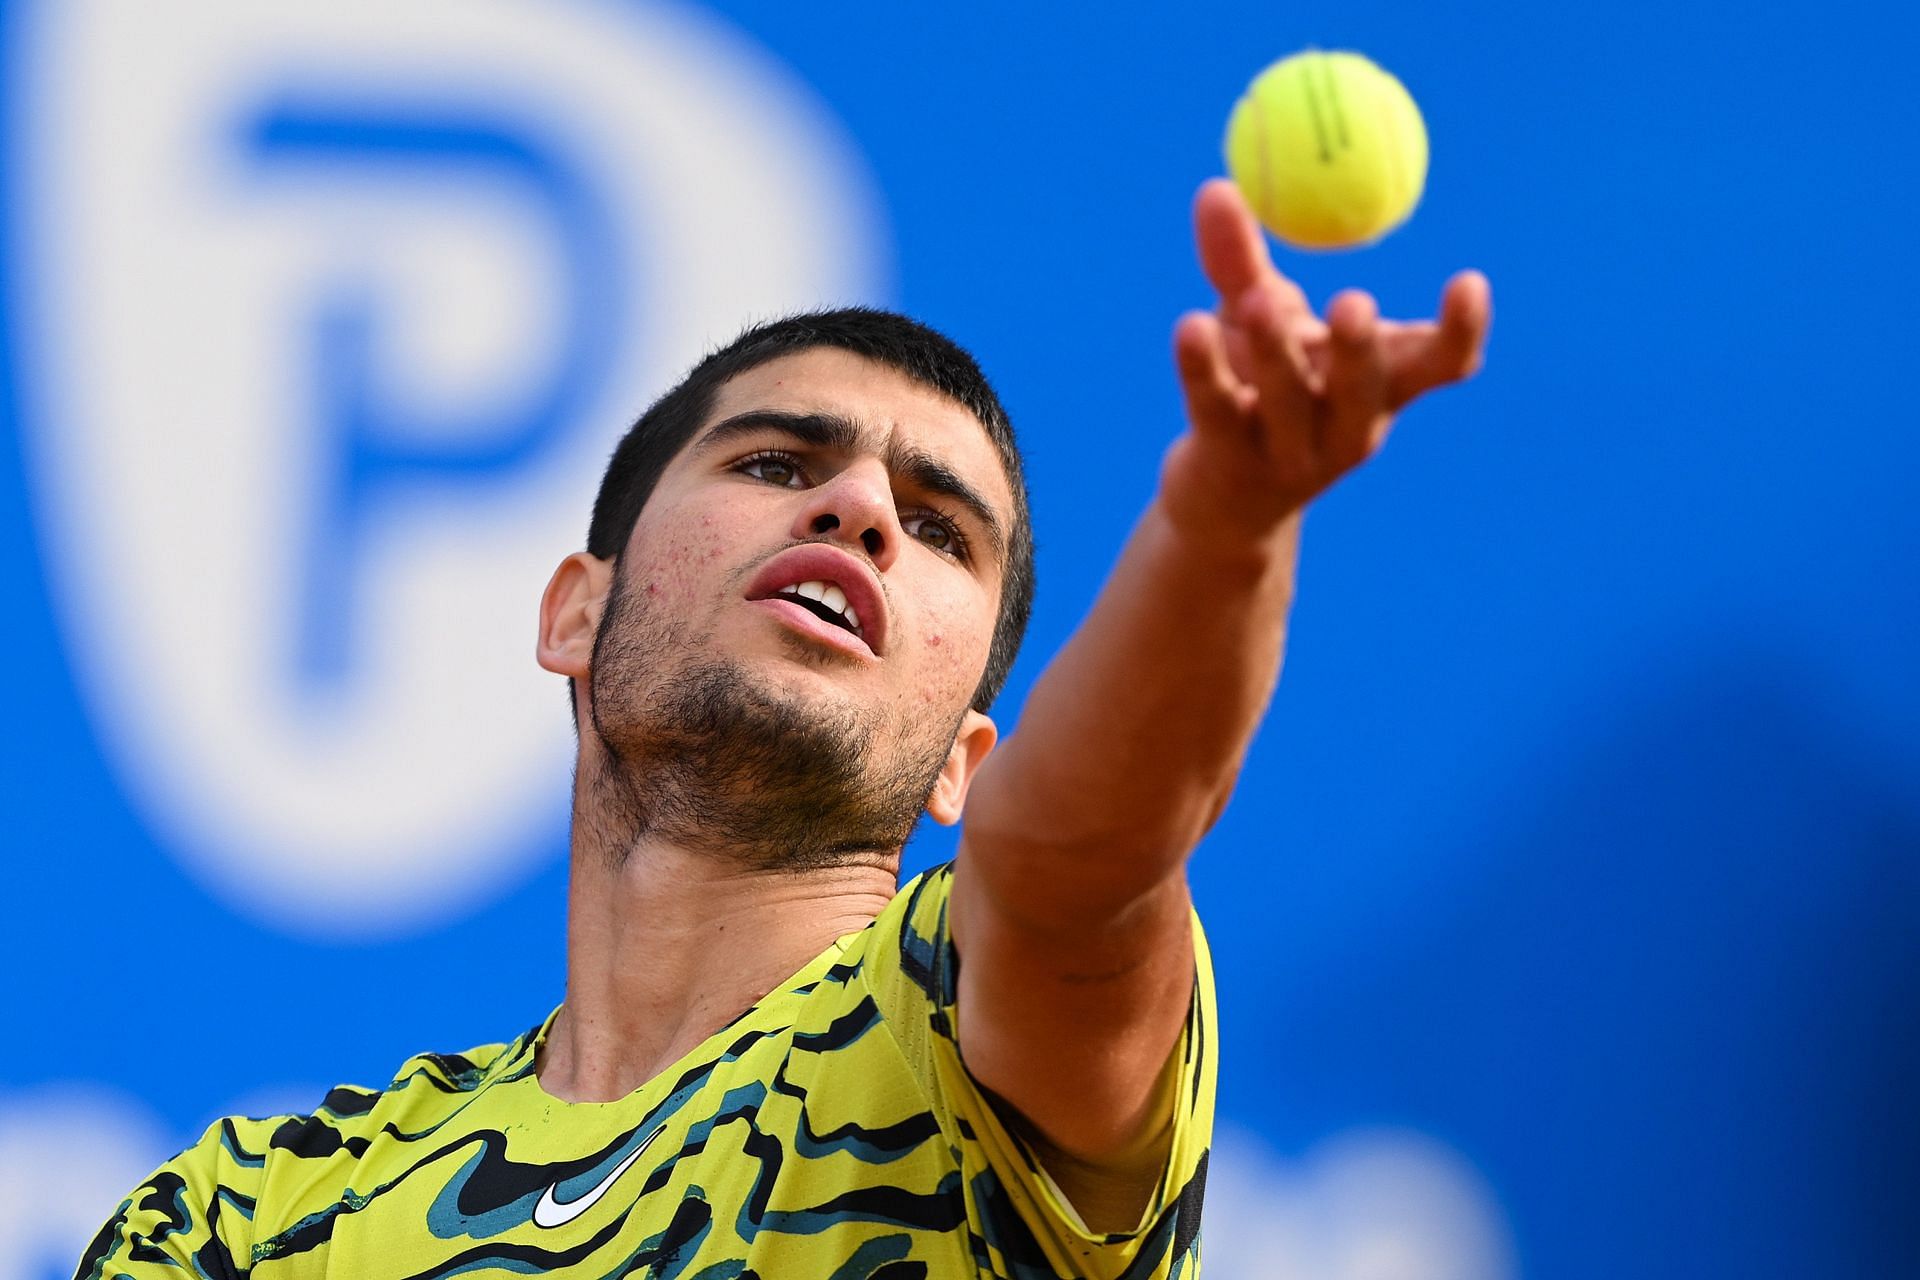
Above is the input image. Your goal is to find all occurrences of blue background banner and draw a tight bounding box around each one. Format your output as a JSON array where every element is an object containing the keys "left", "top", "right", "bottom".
[{"left": 3, "top": 2, "right": 1915, "bottom": 1276}]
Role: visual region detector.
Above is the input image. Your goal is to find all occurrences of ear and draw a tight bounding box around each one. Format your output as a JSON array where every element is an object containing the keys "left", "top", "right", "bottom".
[
  {"left": 537, "top": 552, "right": 613, "bottom": 680},
  {"left": 926, "top": 709, "right": 999, "bottom": 826}
]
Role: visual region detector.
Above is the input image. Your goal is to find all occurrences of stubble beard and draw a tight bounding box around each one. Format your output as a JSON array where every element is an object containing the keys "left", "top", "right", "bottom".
[{"left": 582, "top": 568, "right": 957, "bottom": 872}]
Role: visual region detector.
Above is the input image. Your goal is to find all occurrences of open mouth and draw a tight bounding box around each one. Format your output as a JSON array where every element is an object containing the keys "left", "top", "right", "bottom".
[
  {"left": 772, "top": 579, "right": 862, "bottom": 638},
  {"left": 745, "top": 544, "right": 886, "bottom": 656}
]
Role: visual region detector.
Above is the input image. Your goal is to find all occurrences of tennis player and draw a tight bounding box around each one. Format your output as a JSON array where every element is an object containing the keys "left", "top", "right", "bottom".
[{"left": 77, "top": 179, "right": 1489, "bottom": 1278}]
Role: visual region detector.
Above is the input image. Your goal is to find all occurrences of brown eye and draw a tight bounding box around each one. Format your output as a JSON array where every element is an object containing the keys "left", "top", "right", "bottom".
[
  {"left": 743, "top": 454, "right": 802, "bottom": 487},
  {"left": 909, "top": 517, "right": 952, "bottom": 552}
]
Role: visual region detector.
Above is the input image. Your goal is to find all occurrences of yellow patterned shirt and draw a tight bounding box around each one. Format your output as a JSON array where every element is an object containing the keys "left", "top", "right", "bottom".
[{"left": 77, "top": 864, "right": 1215, "bottom": 1279}]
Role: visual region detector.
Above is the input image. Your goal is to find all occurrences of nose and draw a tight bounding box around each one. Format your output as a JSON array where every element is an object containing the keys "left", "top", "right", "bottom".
[{"left": 790, "top": 459, "right": 901, "bottom": 569}]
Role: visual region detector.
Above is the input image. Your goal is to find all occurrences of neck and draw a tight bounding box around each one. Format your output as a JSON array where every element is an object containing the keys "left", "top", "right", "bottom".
[{"left": 539, "top": 749, "right": 901, "bottom": 1103}]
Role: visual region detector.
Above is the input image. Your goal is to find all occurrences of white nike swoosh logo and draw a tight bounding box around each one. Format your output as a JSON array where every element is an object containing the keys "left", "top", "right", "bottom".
[{"left": 532, "top": 1125, "right": 664, "bottom": 1229}]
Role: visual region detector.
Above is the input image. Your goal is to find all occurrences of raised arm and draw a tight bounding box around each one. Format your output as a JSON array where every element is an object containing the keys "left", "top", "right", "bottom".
[{"left": 949, "top": 178, "right": 1492, "bottom": 1226}]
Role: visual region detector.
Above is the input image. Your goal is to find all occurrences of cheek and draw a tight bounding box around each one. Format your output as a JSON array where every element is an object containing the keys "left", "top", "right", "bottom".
[
  {"left": 624, "top": 513, "right": 744, "bottom": 614},
  {"left": 910, "top": 590, "right": 996, "bottom": 706}
]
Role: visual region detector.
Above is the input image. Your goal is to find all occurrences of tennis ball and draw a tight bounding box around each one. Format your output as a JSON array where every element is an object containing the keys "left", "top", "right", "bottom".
[{"left": 1224, "top": 49, "right": 1428, "bottom": 251}]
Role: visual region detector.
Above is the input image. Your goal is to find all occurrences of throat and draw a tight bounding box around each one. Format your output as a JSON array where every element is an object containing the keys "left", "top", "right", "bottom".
[{"left": 548, "top": 845, "right": 901, "bottom": 1102}]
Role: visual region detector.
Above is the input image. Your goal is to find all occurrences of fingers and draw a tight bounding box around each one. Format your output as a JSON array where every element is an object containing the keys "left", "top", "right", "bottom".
[
  {"left": 1319, "top": 290, "right": 1387, "bottom": 471},
  {"left": 1236, "top": 287, "right": 1320, "bottom": 439},
  {"left": 1192, "top": 179, "right": 1269, "bottom": 303},
  {"left": 1193, "top": 179, "right": 1312, "bottom": 329},
  {"left": 1383, "top": 269, "right": 1493, "bottom": 410},
  {"left": 1172, "top": 311, "right": 1256, "bottom": 442}
]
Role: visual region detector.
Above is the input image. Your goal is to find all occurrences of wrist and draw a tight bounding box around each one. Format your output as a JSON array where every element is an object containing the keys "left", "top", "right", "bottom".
[
  {"left": 1146, "top": 496, "right": 1303, "bottom": 589},
  {"left": 1156, "top": 435, "right": 1311, "bottom": 560}
]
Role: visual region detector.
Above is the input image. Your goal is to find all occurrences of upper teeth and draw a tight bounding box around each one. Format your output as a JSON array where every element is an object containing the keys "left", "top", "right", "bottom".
[{"left": 785, "top": 579, "right": 860, "bottom": 632}]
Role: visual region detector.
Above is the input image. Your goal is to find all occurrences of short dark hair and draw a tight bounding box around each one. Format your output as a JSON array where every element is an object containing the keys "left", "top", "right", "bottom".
[{"left": 586, "top": 307, "right": 1035, "bottom": 713}]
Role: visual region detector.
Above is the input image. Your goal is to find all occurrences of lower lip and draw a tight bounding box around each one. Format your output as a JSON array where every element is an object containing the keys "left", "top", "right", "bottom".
[{"left": 749, "top": 597, "right": 876, "bottom": 659}]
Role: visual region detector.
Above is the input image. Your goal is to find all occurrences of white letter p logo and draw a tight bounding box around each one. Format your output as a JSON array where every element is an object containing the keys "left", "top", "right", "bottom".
[{"left": 16, "top": 0, "right": 887, "bottom": 937}]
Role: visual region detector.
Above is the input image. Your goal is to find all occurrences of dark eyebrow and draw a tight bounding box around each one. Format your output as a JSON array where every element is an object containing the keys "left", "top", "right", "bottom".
[
  {"left": 691, "top": 408, "right": 1008, "bottom": 563},
  {"left": 689, "top": 409, "right": 864, "bottom": 458}
]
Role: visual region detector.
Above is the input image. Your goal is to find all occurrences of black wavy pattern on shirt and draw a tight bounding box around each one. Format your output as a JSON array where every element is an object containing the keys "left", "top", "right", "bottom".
[
  {"left": 76, "top": 1172, "right": 248, "bottom": 1280},
  {"left": 253, "top": 1124, "right": 583, "bottom": 1260},
  {"left": 792, "top": 994, "right": 882, "bottom": 1054},
  {"left": 399, "top": 1193, "right": 699, "bottom": 1280},
  {"left": 770, "top": 1052, "right": 943, "bottom": 1160}
]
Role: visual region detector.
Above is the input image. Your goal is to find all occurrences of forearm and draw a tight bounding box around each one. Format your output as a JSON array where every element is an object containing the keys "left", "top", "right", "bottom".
[{"left": 964, "top": 477, "right": 1303, "bottom": 925}]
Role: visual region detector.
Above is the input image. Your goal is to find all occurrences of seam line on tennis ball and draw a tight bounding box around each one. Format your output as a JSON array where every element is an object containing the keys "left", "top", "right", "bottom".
[
  {"left": 1301, "top": 55, "right": 1333, "bottom": 164},
  {"left": 1254, "top": 98, "right": 1277, "bottom": 221},
  {"left": 1245, "top": 83, "right": 1280, "bottom": 219},
  {"left": 1319, "top": 55, "right": 1351, "bottom": 153}
]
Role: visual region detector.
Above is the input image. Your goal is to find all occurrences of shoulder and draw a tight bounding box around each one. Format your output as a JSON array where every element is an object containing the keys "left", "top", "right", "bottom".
[
  {"left": 854, "top": 864, "right": 1219, "bottom": 1280},
  {"left": 849, "top": 863, "right": 957, "bottom": 1041},
  {"left": 235, "top": 1019, "right": 549, "bottom": 1180},
  {"left": 860, "top": 862, "right": 955, "bottom": 985},
  {"left": 266, "top": 1018, "right": 544, "bottom": 1154},
  {"left": 859, "top": 861, "right": 1218, "bottom": 1048},
  {"left": 76, "top": 1018, "right": 550, "bottom": 1278}
]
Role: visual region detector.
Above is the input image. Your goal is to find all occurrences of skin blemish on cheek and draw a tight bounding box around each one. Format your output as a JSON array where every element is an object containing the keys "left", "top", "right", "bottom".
[{"left": 928, "top": 634, "right": 944, "bottom": 648}]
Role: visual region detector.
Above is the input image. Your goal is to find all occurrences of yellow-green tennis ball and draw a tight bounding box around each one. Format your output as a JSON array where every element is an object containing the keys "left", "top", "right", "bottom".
[{"left": 1225, "top": 49, "right": 1429, "bottom": 251}]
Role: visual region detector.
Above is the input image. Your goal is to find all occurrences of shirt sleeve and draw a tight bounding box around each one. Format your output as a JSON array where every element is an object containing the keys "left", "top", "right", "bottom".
[
  {"left": 73, "top": 1114, "right": 280, "bottom": 1280},
  {"left": 863, "top": 864, "right": 1216, "bottom": 1280}
]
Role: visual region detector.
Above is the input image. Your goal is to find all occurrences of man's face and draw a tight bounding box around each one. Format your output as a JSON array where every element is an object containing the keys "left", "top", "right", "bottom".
[{"left": 582, "top": 347, "right": 1014, "bottom": 861}]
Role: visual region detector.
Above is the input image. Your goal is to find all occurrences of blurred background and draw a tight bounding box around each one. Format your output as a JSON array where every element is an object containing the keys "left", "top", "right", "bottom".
[{"left": 3, "top": 1, "right": 1916, "bottom": 1276}]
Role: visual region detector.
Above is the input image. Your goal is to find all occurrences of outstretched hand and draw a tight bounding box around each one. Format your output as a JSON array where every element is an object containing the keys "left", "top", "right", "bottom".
[{"left": 1165, "top": 177, "right": 1492, "bottom": 542}]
